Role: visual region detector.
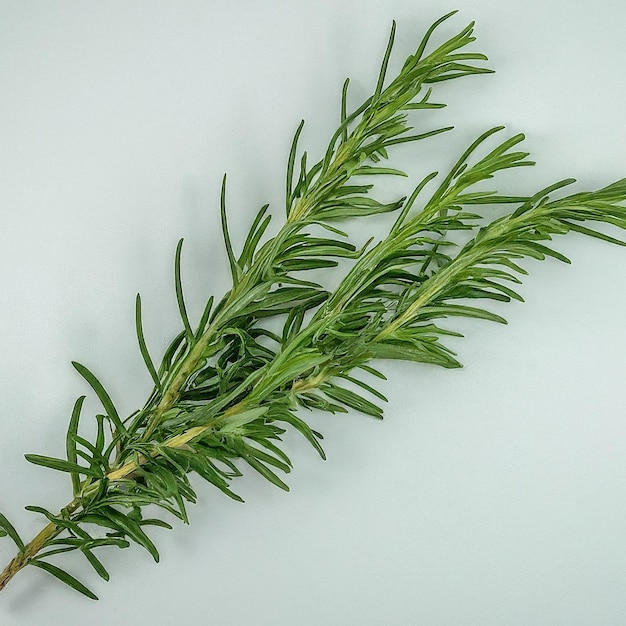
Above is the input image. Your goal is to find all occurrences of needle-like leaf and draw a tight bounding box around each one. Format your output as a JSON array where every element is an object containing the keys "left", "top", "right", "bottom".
[
  {"left": 0, "top": 512, "right": 24, "bottom": 552},
  {"left": 30, "top": 559, "right": 98, "bottom": 600}
]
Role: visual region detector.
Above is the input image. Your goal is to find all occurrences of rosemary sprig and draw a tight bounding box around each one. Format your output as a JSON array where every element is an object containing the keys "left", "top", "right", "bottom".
[{"left": 1, "top": 12, "right": 625, "bottom": 601}]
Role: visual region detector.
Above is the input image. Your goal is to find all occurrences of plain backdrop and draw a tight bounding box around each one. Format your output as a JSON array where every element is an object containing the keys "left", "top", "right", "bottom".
[{"left": 1, "top": 1, "right": 626, "bottom": 624}]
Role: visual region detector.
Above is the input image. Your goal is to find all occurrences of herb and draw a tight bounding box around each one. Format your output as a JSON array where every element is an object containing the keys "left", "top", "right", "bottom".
[{"left": 1, "top": 11, "right": 625, "bottom": 601}]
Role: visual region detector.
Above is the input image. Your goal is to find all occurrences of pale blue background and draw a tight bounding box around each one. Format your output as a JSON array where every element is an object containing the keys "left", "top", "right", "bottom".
[{"left": 1, "top": 1, "right": 626, "bottom": 624}]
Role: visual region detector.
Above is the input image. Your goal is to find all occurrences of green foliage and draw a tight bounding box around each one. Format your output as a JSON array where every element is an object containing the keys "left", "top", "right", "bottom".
[
  {"left": 30, "top": 559, "right": 99, "bottom": 600},
  {"left": 1, "top": 11, "right": 625, "bottom": 600},
  {"left": 0, "top": 512, "right": 24, "bottom": 552}
]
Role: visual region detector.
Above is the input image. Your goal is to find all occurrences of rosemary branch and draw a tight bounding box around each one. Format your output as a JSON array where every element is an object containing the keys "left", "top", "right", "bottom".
[{"left": 2, "top": 12, "right": 625, "bottom": 602}]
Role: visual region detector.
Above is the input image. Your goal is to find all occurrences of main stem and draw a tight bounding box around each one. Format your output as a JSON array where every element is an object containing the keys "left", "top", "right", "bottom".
[{"left": 0, "top": 500, "right": 80, "bottom": 592}]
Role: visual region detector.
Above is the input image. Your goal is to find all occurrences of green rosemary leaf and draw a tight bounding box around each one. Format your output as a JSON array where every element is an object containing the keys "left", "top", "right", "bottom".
[
  {"left": 279, "top": 258, "right": 338, "bottom": 272},
  {"left": 562, "top": 221, "right": 626, "bottom": 246},
  {"left": 157, "top": 330, "right": 187, "bottom": 378},
  {"left": 180, "top": 451, "right": 244, "bottom": 502},
  {"left": 352, "top": 165, "right": 408, "bottom": 177},
  {"left": 174, "top": 239, "right": 194, "bottom": 343},
  {"left": 336, "top": 373, "right": 388, "bottom": 403},
  {"left": 373, "top": 20, "right": 396, "bottom": 101},
  {"left": 523, "top": 241, "right": 571, "bottom": 264},
  {"left": 340, "top": 78, "right": 350, "bottom": 143},
  {"left": 414, "top": 10, "right": 458, "bottom": 62},
  {"left": 318, "top": 197, "right": 404, "bottom": 220},
  {"left": 135, "top": 294, "right": 161, "bottom": 388},
  {"left": 510, "top": 179, "right": 577, "bottom": 217},
  {"left": 239, "top": 205, "right": 271, "bottom": 269},
  {"left": 82, "top": 508, "right": 160, "bottom": 562},
  {"left": 286, "top": 120, "right": 305, "bottom": 216},
  {"left": 372, "top": 339, "right": 463, "bottom": 369},
  {"left": 24, "top": 455, "right": 101, "bottom": 478},
  {"left": 139, "top": 518, "right": 173, "bottom": 530},
  {"left": 30, "top": 559, "right": 98, "bottom": 600},
  {"left": 270, "top": 408, "right": 326, "bottom": 460},
  {"left": 414, "top": 304, "right": 508, "bottom": 325},
  {"left": 249, "top": 436, "right": 293, "bottom": 469},
  {"left": 66, "top": 396, "right": 86, "bottom": 496},
  {"left": 195, "top": 294, "right": 215, "bottom": 340},
  {"left": 0, "top": 511, "right": 24, "bottom": 552},
  {"left": 72, "top": 361, "right": 127, "bottom": 437},
  {"left": 94, "top": 414, "right": 106, "bottom": 455},
  {"left": 46, "top": 537, "right": 129, "bottom": 550},
  {"left": 81, "top": 548, "right": 110, "bottom": 581},
  {"left": 297, "top": 391, "right": 348, "bottom": 414},
  {"left": 37, "top": 546, "right": 80, "bottom": 559},
  {"left": 218, "top": 407, "right": 269, "bottom": 434},
  {"left": 321, "top": 382, "right": 384, "bottom": 418},
  {"left": 24, "top": 506, "right": 91, "bottom": 540},
  {"left": 282, "top": 308, "right": 305, "bottom": 344},
  {"left": 383, "top": 125, "right": 454, "bottom": 148},
  {"left": 220, "top": 174, "right": 241, "bottom": 285},
  {"left": 243, "top": 457, "right": 290, "bottom": 492},
  {"left": 239, "top": 440, "right": 292, "bottom": 474},
  {"left": 71, "top": 434, "right": 106, "bottom": 463}
]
